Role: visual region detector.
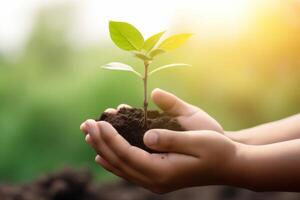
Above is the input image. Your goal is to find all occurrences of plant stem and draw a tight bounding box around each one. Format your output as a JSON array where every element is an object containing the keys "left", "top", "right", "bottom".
[{"left": 143, "top": 61, "right": 149, "bottom": 127}]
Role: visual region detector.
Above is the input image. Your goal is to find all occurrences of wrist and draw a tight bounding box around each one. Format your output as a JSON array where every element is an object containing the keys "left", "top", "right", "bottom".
[
  {"left": 223, "top": 142, "right": 258, "bottom": 190},
  {"left": 224, "top": 131, "right": 251, "bottom": 145}
]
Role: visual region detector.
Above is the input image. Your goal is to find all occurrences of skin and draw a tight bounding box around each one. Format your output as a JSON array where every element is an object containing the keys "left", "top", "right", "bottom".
[
  {"left": 80, "top": 88, "right": 300, "bottom": 193},
  {"left": 225, "top": 114, "right": 300, "bottom": 145}
]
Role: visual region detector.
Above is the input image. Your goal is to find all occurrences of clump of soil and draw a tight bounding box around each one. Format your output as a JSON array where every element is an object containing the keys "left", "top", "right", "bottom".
[{"left": 98, "top": 107, "right": 184, "bottom": 152}]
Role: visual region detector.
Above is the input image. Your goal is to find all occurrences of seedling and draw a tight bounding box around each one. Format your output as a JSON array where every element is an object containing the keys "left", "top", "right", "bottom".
[{"left": 102, "top": 21, "right": 192, "bottom": 127}]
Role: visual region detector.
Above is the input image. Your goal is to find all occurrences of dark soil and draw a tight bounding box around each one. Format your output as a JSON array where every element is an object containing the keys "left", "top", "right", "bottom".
[
  {"left": 1, "top": 168, "right": 300, "bottom": 200},
  {"left": 98, "top": 107, "right": 184, "bottom": 152}
]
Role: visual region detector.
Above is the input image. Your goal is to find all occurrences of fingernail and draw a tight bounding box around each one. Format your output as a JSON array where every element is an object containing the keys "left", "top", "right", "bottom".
[
  {"left": 153, "top": 88, "right": 162, "bottom": 93},
  {"left": 85, "top": 134, "right": 90, "bottom": 142},
  {"left": 144, "top": 131, "right": 158, "bottom": 146},
  {"left": 86, "top": 121, "right": 96, "bottom": 136},
  {"left": 95, "top": 155, "right": 101, "bottom": 162},
  {"left": 80, "top": 123, "right": 86, "bottom": 130},
  {"left": 104, "top": 108, "right": 117, "bottom": 114}
]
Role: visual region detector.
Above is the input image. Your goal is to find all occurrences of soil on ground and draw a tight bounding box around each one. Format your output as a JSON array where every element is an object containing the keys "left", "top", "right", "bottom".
[
  {"left": 1, "top": 168, "right": 300, "bottom": 200},
  {"left": 98, "top": 107, "right": 184, "bottom": 152}
]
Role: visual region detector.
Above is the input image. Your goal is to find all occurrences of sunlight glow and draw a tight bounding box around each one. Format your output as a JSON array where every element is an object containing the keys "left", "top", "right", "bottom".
[
  {"left": 174, "top": 0, "right": 254, "bottom": 38},
  {"left": 1, "top": 0, "right": 257, "bottom": 52}
]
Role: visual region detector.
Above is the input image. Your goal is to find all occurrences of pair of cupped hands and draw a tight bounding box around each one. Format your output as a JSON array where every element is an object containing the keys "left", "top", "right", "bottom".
[{"left": 80, "top": 88, "right": 242, "bottom": 193}]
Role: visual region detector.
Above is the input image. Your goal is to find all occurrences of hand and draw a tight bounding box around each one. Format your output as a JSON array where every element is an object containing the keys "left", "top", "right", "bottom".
[
  {"left": 95, "top": 88, "right": 223, "bottom": 132},
  {"left": 80, "top": 120, "right": 240, "bottom": 193}
]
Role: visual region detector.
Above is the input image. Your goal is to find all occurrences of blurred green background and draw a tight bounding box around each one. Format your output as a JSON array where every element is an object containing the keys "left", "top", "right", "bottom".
[{"left": 0, "top": 1, "right": 299, "bottom": 183}]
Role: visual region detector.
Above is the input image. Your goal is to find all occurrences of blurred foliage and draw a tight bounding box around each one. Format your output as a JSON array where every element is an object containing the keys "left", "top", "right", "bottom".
[{"left": 0, "top": 3, "right": 299, "bottom": 183}]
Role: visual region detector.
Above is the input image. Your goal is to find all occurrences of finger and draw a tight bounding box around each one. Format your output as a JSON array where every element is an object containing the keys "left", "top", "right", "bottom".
[
  {"left": 80, "top": 123, "right": 87, "bottom": 133},
  {"left": 95, "top": 155, "right": 124, "bottom": 177},
  {"left": 104, "top": 108, "right": 117, "bottom": 114},
  {"left": 144, "top": 129, "right": 200, "bottom": 156},
  {"left": 95, "top": 155, "right": 153, "bottom": 189},
  {"left": 98, "top": 121, "right": 159, "bottom": 175},
  {"left": 85, "top": 134, "right": 96, "bottom": 148},
  {"left": 80, "top": 120, "right": 93, "bottom": 134},
  {"left": 85, "top": 120, "right": 123, "bottom": 165},
  {"left": 151, "top": 88, "right": 198, "bottom": 117},
  {"left": 152, "top": 89, "right": 223, "bottom": 132},
  {"left": 85, "top": 120, "right": 151, "bottom": 184},
  {"left": 117, "top": 104, "right": 131, "bottom": 110},
  {"left": 85, "top": 120, "right": 111, "bottom": 158}
]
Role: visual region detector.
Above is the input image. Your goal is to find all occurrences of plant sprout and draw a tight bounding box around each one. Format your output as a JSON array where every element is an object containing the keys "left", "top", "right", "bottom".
[{"left": 102, "top": 21, "right": 192, "bottom": 127}]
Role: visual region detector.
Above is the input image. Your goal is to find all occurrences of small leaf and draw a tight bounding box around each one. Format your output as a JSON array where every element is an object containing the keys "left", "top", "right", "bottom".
[
  {"left": 142, "top": 31, "right": 165, "bottom": 52},
  {"left": 149, "top": 63, "right": 191, "bottom": 76},
  {"left": 149, "top": 49, "right": 165, "bottom": 58},
  {"left": 132, "top": 51, "right": 152, "bottom": 61},
  {"left": 101, "top": 62, "right": 142, "bottom": 78},
  {"left": 109, "top": 21, "right": 144, "bottom": 51},
  {"left": 158, "top": 33, "right": 193, "bottom": 51}
]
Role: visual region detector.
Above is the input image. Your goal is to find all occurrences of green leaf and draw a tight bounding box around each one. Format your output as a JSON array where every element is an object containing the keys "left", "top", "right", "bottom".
[
  {"left": 142, "top": 31, "right": 165, "bottom": 52},
  {"left": 132, "top": 51, "right": 152, "bottom": 61},
  {"left": 109, "top": 21, "right": 144, "bottom": 51},
  {"left": 149, "top": 63, "right": 191, "bottom": 76},
  {"left": 149, "top": 49, "right": 165, "bottom": 58},
  {"left": 158, "top": 33, "right": 193, "bottom": 51},
  {"left": 101, "top": 62, "right": 142, "bottom": 78}
]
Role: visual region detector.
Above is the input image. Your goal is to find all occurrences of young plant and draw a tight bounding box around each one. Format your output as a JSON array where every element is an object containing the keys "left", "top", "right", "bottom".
[{"left": 102, "top": 21, "right": 192, "bottom": 127}]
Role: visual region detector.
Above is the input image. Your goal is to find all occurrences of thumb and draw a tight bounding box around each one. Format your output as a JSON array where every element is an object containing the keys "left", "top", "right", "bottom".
[
  {"left": 143, "top": 129, "right": 197, "bottom": 155},
  {"left": 151, "top": 88, "right": 198, "bottom": 117}
]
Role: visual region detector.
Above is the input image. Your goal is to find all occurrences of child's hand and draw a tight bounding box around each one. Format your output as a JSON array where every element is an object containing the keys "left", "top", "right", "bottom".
[
  {"left": 95, "top": 88, "right": 223, "bottom": 133},
  {"left": 80, "top": 120, "right": 241, "bottom": 193},
  {"left": 151, "top": 88, "right": 223, "bottom": 132}
]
